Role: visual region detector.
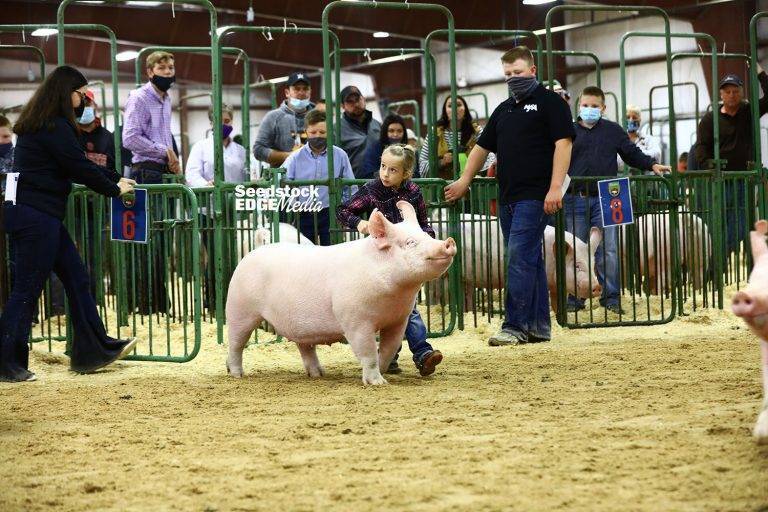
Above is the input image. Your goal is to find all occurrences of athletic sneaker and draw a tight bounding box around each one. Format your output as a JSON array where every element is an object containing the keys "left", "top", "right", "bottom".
[{"left": 488, "top": 330, "right": 525, "bottom": 346}]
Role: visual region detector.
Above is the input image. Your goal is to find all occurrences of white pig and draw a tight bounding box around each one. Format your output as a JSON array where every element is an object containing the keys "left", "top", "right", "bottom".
[
  {"left": 631, "top": 213, "right": 711, "bottom": 295},
  {"left": 430, "top": 209, "right": 601, "bottom": 313},
  {"left": 543, "top": 226, "right": 603, "bottom": 313},
  {"left": 225, "top": 201, "right": 456, "bottom": 385},
  {"left": 731, "top": 220, "right": 768, "bottom": 443},
  {"left": 455, "top": 214, "right": 505, "bottom": 310}
]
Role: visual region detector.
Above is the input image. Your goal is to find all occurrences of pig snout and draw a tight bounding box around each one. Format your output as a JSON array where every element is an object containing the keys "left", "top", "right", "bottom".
[
  {"left": 732, "top": 291, "right": 758, "bottom": 317},
  {"left": 428, "top": 237, "right": 456, "bottom": 260},
  {"left": 576, "top": 280, "right": 601, "bottom": 299},
  {"left": 444, "top": 237, "right": 457, "bottom": 257}
]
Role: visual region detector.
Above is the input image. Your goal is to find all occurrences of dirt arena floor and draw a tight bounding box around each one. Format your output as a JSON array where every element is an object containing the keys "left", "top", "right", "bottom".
[{"left": 2, "top": 301, "right": 768, "bottom": 512}]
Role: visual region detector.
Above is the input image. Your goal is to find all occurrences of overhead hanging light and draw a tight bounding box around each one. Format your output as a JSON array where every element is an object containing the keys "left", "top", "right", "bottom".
[
  {"left": 373, "top": 32, "right": 390, "bottom": 38},
  {"left": 31, "top": 28, "right": 58, "bottom": 37},
  {"left": 126, "top": 1, "right": 162, "bottom": 6},
  {"left": 522, "top": 0, "right": 557, "bottom": 5},
  {"left": 116, "top": 50, "right": 140, "bottom": 62},
  {"left": 246, "top": 0, "right": 254, "bottom": 22}
]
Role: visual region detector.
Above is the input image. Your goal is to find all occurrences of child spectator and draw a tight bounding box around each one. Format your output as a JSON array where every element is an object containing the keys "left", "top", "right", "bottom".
[{"left": 283, "top": 109, "right": 356, "bottom": 246}]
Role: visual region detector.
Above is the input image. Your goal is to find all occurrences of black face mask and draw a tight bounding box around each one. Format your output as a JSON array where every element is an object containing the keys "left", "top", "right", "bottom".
[
  {"left": 151, "top": 74, "right": 176, "bottom": 92},
  {"left": 0, "top": 142, "right": 12, "bottom": 158},
  {"left": 506, "top": 75, "right": 539, "bottom": 103},
  {"left": 73, "top": 100, "right": 86, "bottom": 119},
  {"left": 307, "top": 137, "right": 327, "bottom": 152},
  {"left": 388, "top": 137, "right": 403, "bottom": 145}
]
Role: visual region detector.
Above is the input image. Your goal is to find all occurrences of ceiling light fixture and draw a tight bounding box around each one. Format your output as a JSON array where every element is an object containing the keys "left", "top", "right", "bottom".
[
  {"left": 126, "top": 1, "right": 162, "bottom": 6},
  {"left": 373, "top": 31, "right": 390, "bottom": 38},
  {"left": 522, "top": 0, "right": 557, "bottom": 5},
  {"left": 31, "top": 28, "right": 58, "bottom": 37},
  {"left": 116, "top": 50, "right": 140, "bottom": 62}
]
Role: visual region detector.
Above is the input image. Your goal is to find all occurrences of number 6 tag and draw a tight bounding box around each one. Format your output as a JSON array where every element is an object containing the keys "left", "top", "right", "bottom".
[{"left": 111, "top": 188, "right": 148, "bottom": 243}]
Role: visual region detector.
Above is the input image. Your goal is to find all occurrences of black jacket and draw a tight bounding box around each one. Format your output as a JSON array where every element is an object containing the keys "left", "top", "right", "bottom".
[
  {"left": 694, "top": 71, "right": 768, "bottom": 171},
  {"left": 80, "top": 124, "right": 116, "bottom": 172},
  {"left": 12, "top": 116, "right": 121, "bottom": 220}
]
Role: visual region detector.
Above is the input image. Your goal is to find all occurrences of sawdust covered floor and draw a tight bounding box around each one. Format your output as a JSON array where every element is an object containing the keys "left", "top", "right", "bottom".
[{"left": 1, "top": 307, "right": 767, "bottom": 512}]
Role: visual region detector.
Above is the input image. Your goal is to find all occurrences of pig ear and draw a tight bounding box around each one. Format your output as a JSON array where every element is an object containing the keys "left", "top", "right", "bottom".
[
  {"left": 588, "top": 227, "right": 602, "bottom": 253},
  {"left": 396, "top": 201, "right": 419, "bottom": 225},
  {"left": 368, "top": 210, "right": 391, "bottom": 249},
  {"left": 563, "top": 238, "right": 573, "bottom": 257},
  {"left": 555, "top": 236, "right": 573, "bottom": 257},
  {"left": 255, "top": 227, "right": 270, "bottom": 246}
]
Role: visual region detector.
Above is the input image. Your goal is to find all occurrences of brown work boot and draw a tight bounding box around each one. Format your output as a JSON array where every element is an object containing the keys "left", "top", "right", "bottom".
[{"left": 416, "top": 350, "right": 443, "bottom": 377}]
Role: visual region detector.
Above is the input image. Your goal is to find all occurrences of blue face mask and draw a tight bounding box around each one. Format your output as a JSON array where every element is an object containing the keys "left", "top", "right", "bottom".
[
  {"left": 579, "top": 106, "right": 602, "bottom": 125},
  {"left": 78, "top": 106, "right": 95, "bottom": 125},
  {"left": 289, "top": 98, "right": 310, "bottom": 110},
  {"left": 626, "top": 120, "right": 639, "bottom": 133}
]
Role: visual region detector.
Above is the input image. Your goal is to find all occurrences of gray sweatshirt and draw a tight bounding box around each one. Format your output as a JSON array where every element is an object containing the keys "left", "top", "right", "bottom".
[
  {"left": 340, "top": 111, "right": 381, "bottom": 178},
  {"left": 252, "top": 101, "right": 314, "bottom": 163}
]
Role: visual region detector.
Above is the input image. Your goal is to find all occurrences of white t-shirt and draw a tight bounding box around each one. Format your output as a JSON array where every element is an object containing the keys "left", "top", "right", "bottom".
[
  {"left": 185, "top": 136, "right": 246, "bottom": 187},
  {"left": 618, "top": 133, "right": 662, "bottom": 168}
]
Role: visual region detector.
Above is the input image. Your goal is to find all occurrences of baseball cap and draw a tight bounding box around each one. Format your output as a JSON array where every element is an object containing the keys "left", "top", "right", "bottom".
[
  {"left": 340, "top": 85, "right": 362, "bottom": 102},
  {"left": 720, "top": 74, "right": 744, "bottom": 89},
  {"left": 406, "top": 128, "right": 416, "bottom": 140},
  {"left": 286, "top": 71, "right": 310, "bottom": 87}
]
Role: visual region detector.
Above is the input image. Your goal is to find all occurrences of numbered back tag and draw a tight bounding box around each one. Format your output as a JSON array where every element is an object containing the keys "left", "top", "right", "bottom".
[
  {"left": 598, "top": 177, "right": 634, "bottom": 227},
  {"left": 111, "top": 188, "right": 149, "bottom": 243}
]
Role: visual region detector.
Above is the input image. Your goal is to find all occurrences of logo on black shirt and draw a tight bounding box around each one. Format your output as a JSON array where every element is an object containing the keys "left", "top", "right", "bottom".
[{"left": 523, "top": 104, "right": 538, "bottom": 112}]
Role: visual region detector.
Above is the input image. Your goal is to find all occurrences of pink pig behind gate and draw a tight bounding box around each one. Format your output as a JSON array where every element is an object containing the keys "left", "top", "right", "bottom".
[
  {"left": 225, "top": 201, "right": 456, "bottom": 385},
  {"left": 731, "top": 220, "right": 768, "bottom": 443}
]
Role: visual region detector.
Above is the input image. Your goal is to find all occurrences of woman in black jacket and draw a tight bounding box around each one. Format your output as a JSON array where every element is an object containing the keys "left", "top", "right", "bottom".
[{"left": 0, "top": 66, "right": 137, "bottom": 382}]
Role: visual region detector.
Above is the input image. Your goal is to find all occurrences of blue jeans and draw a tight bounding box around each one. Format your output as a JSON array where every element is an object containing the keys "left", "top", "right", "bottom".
[
  {"left": 392, "top": 307, "right": 433, "bottom": 365},
  {"left": 130, "top": 164, "right": 170, "bottom": 314},
  {"left": 563, "top": 194, "right": 620, "bottom": 307},
  {"left": 0, "top": 203, "right": 127, "bottom": 379},
  {"left": 298, "top": 208, "right": 330, "bottom": 246},
  {"left": 498, "top": 201, "right": 550, "bottom": 340},
  {"left": 724, "top": 180, "right": 748, "bottom": 257}
]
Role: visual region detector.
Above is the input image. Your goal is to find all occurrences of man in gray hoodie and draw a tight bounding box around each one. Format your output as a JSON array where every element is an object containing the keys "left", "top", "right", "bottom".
[
  {"left": 253, "top": 72, "right": 315, "bottom": 167},
  {"left": 339, "top": 85, "right": 381, "bottom": 178}
]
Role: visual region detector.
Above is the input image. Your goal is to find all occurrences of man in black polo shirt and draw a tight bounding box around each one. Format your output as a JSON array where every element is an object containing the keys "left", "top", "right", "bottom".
[{"left": 445, "top": 46, "right": 575, "bottom": 346}]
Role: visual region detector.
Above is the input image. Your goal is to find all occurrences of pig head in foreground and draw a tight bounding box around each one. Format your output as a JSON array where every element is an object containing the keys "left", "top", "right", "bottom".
[
  {"left": 225, "top": 201, "right": 456, "bottom": 385},
  {"left": 731, "top": 220, "right": 768, "bottom": 443}
]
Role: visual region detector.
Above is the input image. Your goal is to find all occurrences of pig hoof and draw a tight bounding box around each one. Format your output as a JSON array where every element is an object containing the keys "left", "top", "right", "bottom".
[
  {"left": 306, "top": 365, "right": 325, "bottom": 378},
  {"left": 226, "top": 360, "right": 243, "bottom": 379},
  {"left": 362, "top": 371, "right": 388, "bottom": 386},
  {"left": 753, "top": 409, "right": 768, "bottom": 443}
]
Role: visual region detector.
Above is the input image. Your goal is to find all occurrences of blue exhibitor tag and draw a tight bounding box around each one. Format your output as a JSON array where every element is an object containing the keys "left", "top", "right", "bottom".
[
  {"left": 111, "top": 189, "right": 148, "bottom": 243},
  {"left": 597, "top": 177, "right": 634, "bottom": 227}
]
